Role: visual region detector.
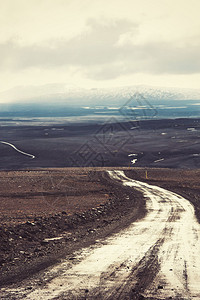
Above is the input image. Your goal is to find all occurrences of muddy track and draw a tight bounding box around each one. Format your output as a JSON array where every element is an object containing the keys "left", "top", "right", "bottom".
[{"left": 1, "top": 170, "right": 200, "bottom": 299}]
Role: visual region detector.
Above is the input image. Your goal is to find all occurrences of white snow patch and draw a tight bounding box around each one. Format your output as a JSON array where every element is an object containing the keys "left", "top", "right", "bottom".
[
  {"left": 131, "top": 159, "right": 137, "bottom": 164},
  {"left": 187, "top": 128, "right": 197, "bottom": 132},
  {"left": 154, "top": 158, "right": 164, "bottom": 163}
]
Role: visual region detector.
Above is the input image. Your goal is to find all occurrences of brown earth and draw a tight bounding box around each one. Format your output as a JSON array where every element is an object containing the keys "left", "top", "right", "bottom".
[
  {"left": 0, "top": 167, "right": 145, "bottom": 288},
  {"left": 0, "top": 168, "right": 110, "bottom": 226},
  {"left": 0, "top": 167, "right": 200, "bottom": 300}
]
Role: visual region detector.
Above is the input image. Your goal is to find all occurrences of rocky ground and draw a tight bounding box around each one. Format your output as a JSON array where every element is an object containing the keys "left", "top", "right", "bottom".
[
  {"left": 0, "top": 167, "right": 145, "bottom": 287},
  {"left": 0, "top": 167, "right": 199, "bottom": 300}
]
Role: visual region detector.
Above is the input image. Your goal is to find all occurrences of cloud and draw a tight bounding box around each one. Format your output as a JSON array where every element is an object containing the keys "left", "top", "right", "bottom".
[
  {"left": 0, "top": 18, "right": 200, "bottom": 81},
  {"left": 0, "top": 19, "right": 136, "bottom": 68}
]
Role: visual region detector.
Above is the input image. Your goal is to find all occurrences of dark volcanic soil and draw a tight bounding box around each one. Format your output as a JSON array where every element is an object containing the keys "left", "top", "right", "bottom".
[{"left": 0, "top": 118, "right": 200, "bottom": 169}]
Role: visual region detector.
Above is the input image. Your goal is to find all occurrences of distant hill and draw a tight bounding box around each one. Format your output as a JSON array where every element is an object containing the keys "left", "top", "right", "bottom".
[
  {"left": 0, "top": 84, "right": 199, "bottom": 118},
  {"left": 1, "top": 84, "right": 200, "bottom": 103}
]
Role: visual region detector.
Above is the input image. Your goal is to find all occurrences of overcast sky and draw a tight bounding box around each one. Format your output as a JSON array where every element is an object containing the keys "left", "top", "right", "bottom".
[{"left": 0, "top": 0, "right": 200, "bottom": 92}]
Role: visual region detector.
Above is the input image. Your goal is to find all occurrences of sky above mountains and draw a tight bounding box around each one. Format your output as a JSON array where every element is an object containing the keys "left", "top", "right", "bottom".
[{"left": 0, "top": 0, "right": 200, "bottom": 93}]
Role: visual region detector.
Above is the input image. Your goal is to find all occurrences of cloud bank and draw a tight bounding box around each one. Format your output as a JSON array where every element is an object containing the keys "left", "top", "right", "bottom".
[
  {"left": 0, "top": 0, "right": 200, "bottom": 91},
  {"left": 1, "top": 18, "right": 200, "bottom": 80}
]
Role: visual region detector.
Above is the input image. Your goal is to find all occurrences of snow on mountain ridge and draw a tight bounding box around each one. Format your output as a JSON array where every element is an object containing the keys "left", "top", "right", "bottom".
[{"left": 0, "top": 84, "right": 200, "bottom": 103}]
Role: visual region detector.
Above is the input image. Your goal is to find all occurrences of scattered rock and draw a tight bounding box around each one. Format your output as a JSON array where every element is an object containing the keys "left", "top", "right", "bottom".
[
  {"left": 158, "top": 285, "right": 164, "bottom": 289},
  {"left": 41, "top": 240, "right": 49, "bottom": 245}
]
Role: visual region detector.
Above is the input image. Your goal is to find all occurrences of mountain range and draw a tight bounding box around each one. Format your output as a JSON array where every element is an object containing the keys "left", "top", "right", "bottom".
[
  {"left": 0, "top": 84, "right": 199, "bottom": 118},
  {"left": 0, "top": 84, "right": 200, "bottom": 106}
]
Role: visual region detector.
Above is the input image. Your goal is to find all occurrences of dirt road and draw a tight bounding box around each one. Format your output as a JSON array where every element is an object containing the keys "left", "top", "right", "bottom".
[
  {"left": 1, "top": 170, "right": 200, "bottom": 299},
  {"left": 0, "top": 141, "right": 35, "bottom": 159}
]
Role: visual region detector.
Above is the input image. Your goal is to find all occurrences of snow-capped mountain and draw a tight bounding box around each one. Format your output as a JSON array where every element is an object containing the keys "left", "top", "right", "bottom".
[{"left": 0, "top": 84, "right": 200, "bottom": 106}]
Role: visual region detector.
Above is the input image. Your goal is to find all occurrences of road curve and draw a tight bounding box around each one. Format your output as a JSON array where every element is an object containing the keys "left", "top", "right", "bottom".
[
  {"left": 0, "top": 141, "right": 35, "bottom": 159},
  {"left": 1, "top": 170, "right": 200, "bottom": 299}
]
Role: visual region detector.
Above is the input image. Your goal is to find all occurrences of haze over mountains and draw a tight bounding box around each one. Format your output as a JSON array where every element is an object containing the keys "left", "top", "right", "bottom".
[
  {"left": 0, "top": 84, "right": 200, "bottom": 118},
  {"left": 1, "top": 84, "right": 200, "bottom": 103}
]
